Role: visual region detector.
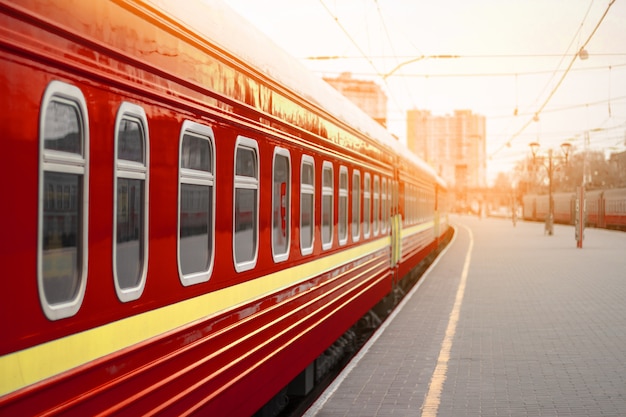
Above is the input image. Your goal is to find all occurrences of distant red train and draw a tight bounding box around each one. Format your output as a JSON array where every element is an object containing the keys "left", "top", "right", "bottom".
[
  {"left": 0, "top": 0, "right": 449, "bottom": 415},
  {"left": 522, "top": 188, "right": 626, "bottom": 230}
]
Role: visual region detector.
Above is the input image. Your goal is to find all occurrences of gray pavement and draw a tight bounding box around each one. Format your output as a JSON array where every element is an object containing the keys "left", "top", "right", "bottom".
[{"left": 305, "top": 215, "right": 626, "bottom": 417}]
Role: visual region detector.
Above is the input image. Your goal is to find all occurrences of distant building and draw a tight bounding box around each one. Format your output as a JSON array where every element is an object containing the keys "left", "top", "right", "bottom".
[
  {"left": 406, "top": 109, "right": 486, "bottom": 189},
  {"left": 324, "top": 72, "right": 387, "bottom": 127}
]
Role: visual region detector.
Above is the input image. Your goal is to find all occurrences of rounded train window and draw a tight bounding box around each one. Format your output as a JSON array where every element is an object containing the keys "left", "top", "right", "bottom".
[
  {"left": 272, "top": 147, "right": 291, "bottom": 262},
  {"left": 321, "top": 162, "right": 334, "bottom": 250},
  {"left": 178, "top": 121, "right": 215, "bottom": 285},
  {"left": 300, "top": 155, "right": 315, "bottom": 255},
  {"left": 233, "top": 136, "right": 259, "bottom": 272},
  {"left": 113, "top": 102, "right": 149, "bottom": 302},
  {"left": 338, "top": 166, "right": 349, "bottom": 246},
  {"left": 38, "top": 80, "right": 89, "bottom": 320}
]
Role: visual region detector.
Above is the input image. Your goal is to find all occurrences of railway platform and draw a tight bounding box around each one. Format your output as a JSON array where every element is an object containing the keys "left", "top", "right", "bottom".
[{"left": 305, "top": 215, "right": 626, "bottom": 417}]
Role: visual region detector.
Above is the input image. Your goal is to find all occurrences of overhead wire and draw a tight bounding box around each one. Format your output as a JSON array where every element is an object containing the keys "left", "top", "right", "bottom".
[
  {"left": 372, "top": 0, "right": 418, "bottom": 112},
  {"left": 527, "top": 0, "right": 595, "bottom": 114},
  {"left": 307, "top": 62, "right": 626, "bottom": 78},
  {"left": 490, "top": 0, "right": 617, "bottom": 159},
  {"left": 318, "top": 0, "right": 382, "bottom": 77}
]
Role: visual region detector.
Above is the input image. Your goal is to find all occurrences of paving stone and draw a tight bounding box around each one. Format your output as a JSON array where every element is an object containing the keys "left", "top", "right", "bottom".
[{"left": 306, "top": 216, "right": 626, "bottom": 417}]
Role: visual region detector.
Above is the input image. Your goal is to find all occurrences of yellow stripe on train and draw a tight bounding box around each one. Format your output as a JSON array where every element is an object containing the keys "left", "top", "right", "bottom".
[{"left": 0, "top": 237, "right": 392, "bottom": 396}]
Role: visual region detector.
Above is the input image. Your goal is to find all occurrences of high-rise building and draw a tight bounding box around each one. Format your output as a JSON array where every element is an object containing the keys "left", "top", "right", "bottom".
[
  {"left": 324, "top": 72, "right": 387, "bottom": 127},
  {"left": 406, "top": 109, "right": 486, "bottom": 189}
]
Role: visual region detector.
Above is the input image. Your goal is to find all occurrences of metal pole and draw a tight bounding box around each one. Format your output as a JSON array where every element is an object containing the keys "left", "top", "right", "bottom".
[
  {"left": 547, "top": 149, "right": 554, "bottom": 235},
  {"left": 577, "top": 131, "right": 590, "bottom": 248},
  {"left": 577, "top": 186, "right": 585, "bottom": 248}
]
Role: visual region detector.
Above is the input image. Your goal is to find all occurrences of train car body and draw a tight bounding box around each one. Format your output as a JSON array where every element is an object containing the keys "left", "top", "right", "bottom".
[
  {"left": 522, "top": 188, "right": 626, "bottom": 231},
  {"left": 0, "top": 0, "right": 448, "bottom": 415},
  {"left": 602, "top": 188, "right": 626, "bottom": 229}
]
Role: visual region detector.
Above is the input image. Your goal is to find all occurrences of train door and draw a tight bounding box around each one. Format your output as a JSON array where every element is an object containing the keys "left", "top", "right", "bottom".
[{"left": 390, "top": 172, "right": 402, "bottom": 283}]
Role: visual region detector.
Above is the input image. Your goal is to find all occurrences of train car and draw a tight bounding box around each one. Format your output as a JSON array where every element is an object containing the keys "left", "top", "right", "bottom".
[
  {"left": 0, "top": 0, "right": 448, "bottom": 416},
  {"left": 603, "top": 188, "right": 626, "bottom": 230},
  {"left": 553, "top": 192, "right": 575, "bottom": 225},
  {"left": 522, "top": 188, "right": 626, "bottom": 231},
  {"left": 585, "top": 189, "right": 604, "bottom": 227}
]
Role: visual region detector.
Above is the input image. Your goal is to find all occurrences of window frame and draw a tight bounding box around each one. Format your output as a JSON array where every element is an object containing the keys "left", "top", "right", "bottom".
[
  {"left": 351, "top": 169, "right": 361, "bottom": 242},
  {"left": 177, "top": 121, "right": 216, "bottom": 286},
  {"left": 272, "top": 147, "right": 291, "bottom": 263},
  {"left": 37, "top": 80, "right": 89, "bottom": 320},
  {"left": 321, "top": 161, "right": 334, "bottom": 250},
  {"left": 381, "top": 178, "right": 388, "bottom": 234},
  {"left": 300, "top": 155, "right": 315, "bottom": 256},
  {"left": 233, "top": 136, "right": 259, "bottom": 272},
  {"left": 113, "top": 102, "right": 149, "bottom": 303},
  {"left": 373, "top": 175, "right": 380, "bottom": 236},
  {"left": 338, "top": 165, "right": 349, "bottom": 246},
  {"left": 363, "top": 172, "right": 371, "bottom": 239}
]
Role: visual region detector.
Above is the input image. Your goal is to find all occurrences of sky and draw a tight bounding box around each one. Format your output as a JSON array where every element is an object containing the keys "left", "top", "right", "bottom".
[{"left": 224, "top": 0, "right": 626, "bottom": 184}]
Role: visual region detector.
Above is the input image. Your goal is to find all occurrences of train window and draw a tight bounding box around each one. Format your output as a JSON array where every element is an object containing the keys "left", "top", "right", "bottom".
[
  {"left": 38, "top": 81, "right": 89, "bottom": 320},
  {"left": 388, "top": 181, "right": 393, "bottom": 228},
  {"left": 363, "top": 173, "right": 371, "bottom": 238},
  {"left": 381, "top": 178, "right": 387, "bottom": 234},
  {"left": 405, "top": 186, "right": 410, "bottom": 225},
  {"left": 272, "top": 147, "right": 291, "bottom": 262},
  {"left": 233, "top": 137, "right": 259, "bottom": 272},
  {"left": 408, "top": 185, "right": 414, "bottom": 224},
  {"left": 373, "top": 176, "right": 380, "bottom": 236},
  {"left": 178, "top": 121, "right": 215, "bottom": 285},
  {"left": 113, "top": 103, "right": 149, "bottom": 302},
  {"left": 321, "top": 162, "right": 334, "bottom": 250},
  {"left": 300, "top": 156, "right": 315, "bottom": 255},
  {"left": 351, "top": 170, "right": 361, "bottom": 241},
  {"left": 338, "top": 166, "right": 348, "bottom": 246}
]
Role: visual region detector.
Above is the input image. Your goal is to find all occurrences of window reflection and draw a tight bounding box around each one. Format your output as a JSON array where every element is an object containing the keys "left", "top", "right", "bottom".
[
  {"left": 301, "top": 161, "right": 314, "bottom": 252},
  {"left": 117, "top": 119, "right": 144, "bottom": 163},
  {"left": 116, "top": 178, "right": 144, "bottom": 289},
  {"left": 322, "top": 164, "right": 333, "bottom": 247},
  {"left": 181, "top": 133, "right": 211, "bottom": 171},
  {"left": 180, "top": 184, "right": 212, "bottom": 275},
  {"left": 234, "top": 188, "right": 257, "bottom": 263},
  {"left": 179, "top": 127, "right": 214, "bottom": 282},
  {"left": 42, "top": 172, "right": 81, "bottom": 305},
  {"left": 43, "top": 100, "right": 82, "bottom": 154},
  {"left": 234, "top": 141, "right": 258, "bottom": 269},
  {"left": 272, "top": 153, "right": 290, "bottom": 257},
  {"left": 339, "top": 168, "right": 348, "bottom": 243}
]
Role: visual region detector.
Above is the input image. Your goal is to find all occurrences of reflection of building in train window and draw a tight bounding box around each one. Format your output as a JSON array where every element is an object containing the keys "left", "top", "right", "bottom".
[
  {"left": 113, "top": 102, "right": 149, "bottom": 302},
  {"left": 38, "top": 80, "right": 89, "bottom": 320},
  {"left": 321, "top": 162, "right": 334, "bottom": 250},
  {"left": 56, "top": 184, "right": 62, "bottom": 210},
  {"left": 300, "top": 156, "right": 315, "bottom": 255},
  {"left": 338, "top": 166, "right": 348, "bottom": 246},
  {"left": 233, "top": 136, "right": 258, "bottom": 272},
  {"left": 178, "top": 121, "right": 215, "bottom": 286},
  {"left": 64, "top": 185, "right": 70, "bottom": 209},
  {"left": 272, "top": 147, "right": 291, "bottom": 262}
]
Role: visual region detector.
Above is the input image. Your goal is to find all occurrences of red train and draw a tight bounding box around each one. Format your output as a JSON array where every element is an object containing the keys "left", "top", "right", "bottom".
[
  {"left": 522, "top": 188, "right": 626, "bottom": 230},
  {"left": 0, "top": 0, "right": 449, "bottom": 415}
]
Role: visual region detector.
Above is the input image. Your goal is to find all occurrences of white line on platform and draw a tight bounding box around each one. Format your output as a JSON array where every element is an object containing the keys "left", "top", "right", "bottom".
[
  {"left": 304, "top": 226, "right": 463, "bottom": 416},
  {"left": 421, "top": 224, "right": 473, "bottom": 417}
]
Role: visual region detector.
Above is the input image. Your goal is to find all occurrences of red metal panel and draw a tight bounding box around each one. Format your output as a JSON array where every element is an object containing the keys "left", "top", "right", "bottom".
[
  {"left": 0, "top": 252, "right": 390, "bottom": 415},
  {"left": 0, "top": 0, "right": 447, "bottom": 413}
]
